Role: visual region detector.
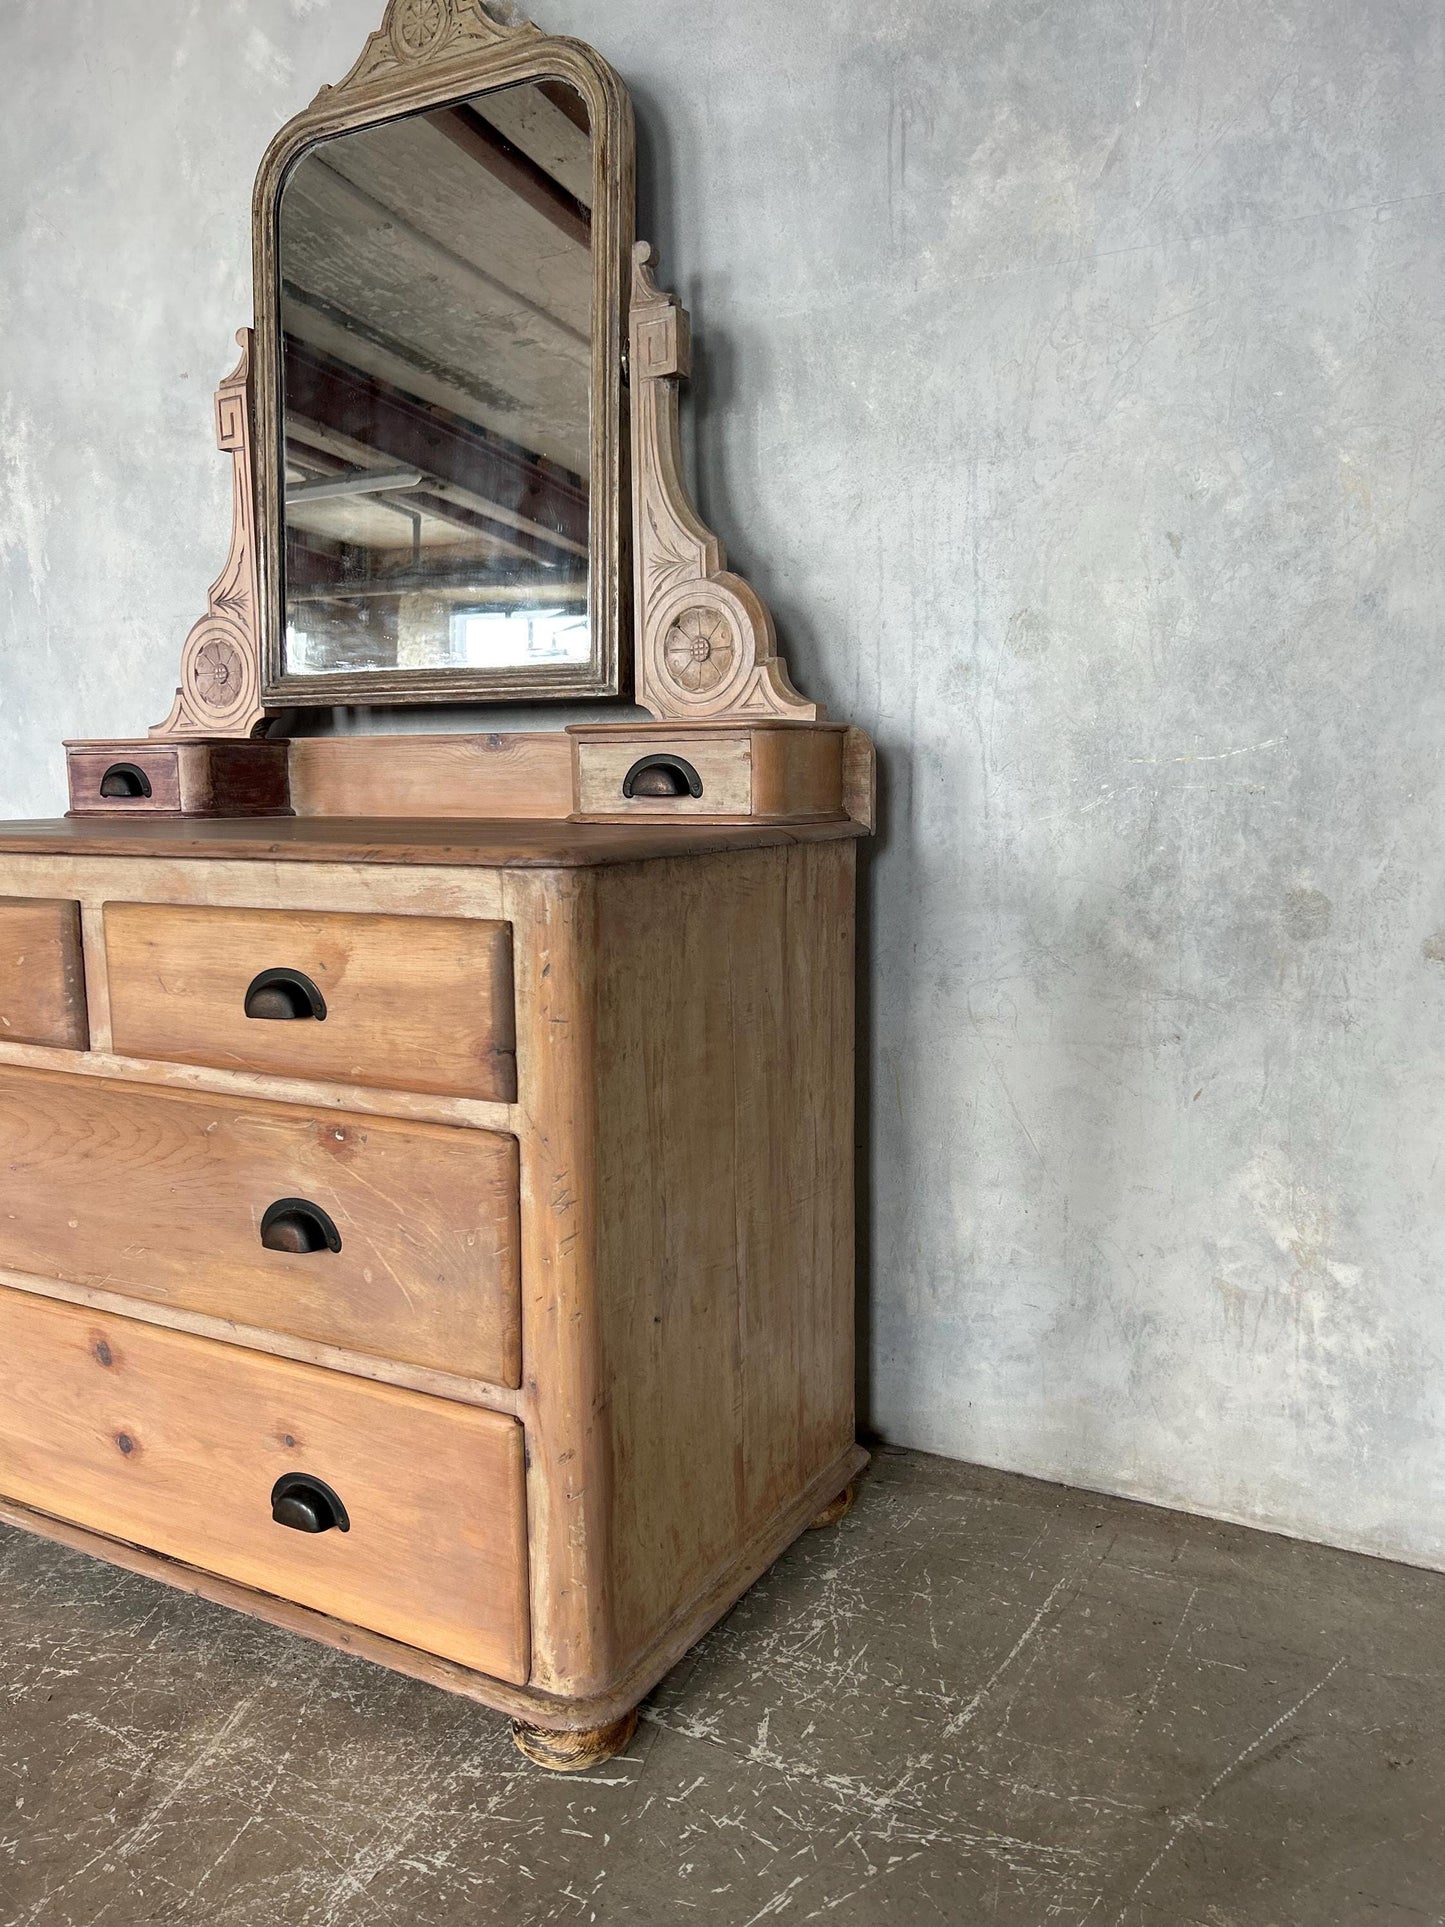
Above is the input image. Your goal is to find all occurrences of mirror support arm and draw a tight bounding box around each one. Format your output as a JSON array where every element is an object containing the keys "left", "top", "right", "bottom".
[
  {"left": 629, "top": 242, "right": 821, "bottom": 724},
  {"left": 150, "top": 330, "right": 270, "bottom": 741}
]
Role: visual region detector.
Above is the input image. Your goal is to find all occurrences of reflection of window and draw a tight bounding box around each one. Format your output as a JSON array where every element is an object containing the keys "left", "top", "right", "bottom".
[{"left": 452, "top": 609, "right": 590, "bottom": 668}]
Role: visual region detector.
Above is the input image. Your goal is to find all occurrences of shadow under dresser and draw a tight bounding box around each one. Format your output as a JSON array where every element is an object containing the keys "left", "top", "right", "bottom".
[{"left": 0, "top": 812, "right": 866, "bottom": 1739}]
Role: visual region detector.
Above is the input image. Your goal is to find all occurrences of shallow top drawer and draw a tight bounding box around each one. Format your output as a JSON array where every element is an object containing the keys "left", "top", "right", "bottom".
[
  {"left": 104, "top": 905, "right": 516, "bottom": 1101},
  {"left": 0, "top": 897, "right": 87, "bottom": 1052}
]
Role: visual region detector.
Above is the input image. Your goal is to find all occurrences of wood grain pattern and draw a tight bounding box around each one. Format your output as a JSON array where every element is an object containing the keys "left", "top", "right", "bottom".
[
  {"left": 0, "top": 1264, "right": 523, "bottom": 1414},
  {"left": 592, "top": 841, "right": 858, "bottom": 1664},
  {"left": 66, "top": 740, "right": 291, "bottom": 818},
  {"left": 750, "top": 726, "right": 846, "bottom": 818},
  {"left": 0, "top": 1037, "right": 515, "bottom": 1134},
  {"left": 290, "top": 733, "right": 574, "bottom": 820},
  {"left": 0, "top": 898, "right": 87, "bottom": 1051},
  {"left": 0, "top": 1439, "right": 863, "bottom": 1730},
  {"left": 65, "top": 747, "right": 182, "bottom": 814},
  {"left": 105, "top": 903, "right": 516, "bottom": 1101},
  {"left": 573, "top": 736, "right": 752, "bottom": 816},
  {"left": 0, "top": 1065, "right": 520, "bottom": 1384},
  {"left": 501, "top": 843, "right": 860, "bottom": 1701},
  {"left": 0, "top": 815, "right": 866, "bottom": 869},
  {"left": 568, "top": 720, "right": 857, "bottom": 821},
  {"left": 502, "top": 867, "right": 613, "bottom": 1695},
  {"left": 0, "top": 1288, "right": 530, "bottom": 1679}
]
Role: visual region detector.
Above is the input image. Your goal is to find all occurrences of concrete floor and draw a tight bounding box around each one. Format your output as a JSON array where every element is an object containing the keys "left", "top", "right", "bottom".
[{"left": 0, "top": 1449, "right": 1441, "bottom": 1926}]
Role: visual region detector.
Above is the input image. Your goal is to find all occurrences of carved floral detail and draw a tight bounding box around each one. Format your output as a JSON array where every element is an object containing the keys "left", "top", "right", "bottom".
[
  {"left": 192, "top": 637, "right": 245, "bottom": 709},
  {"left": 663, "top": 607, "right": 736, "bottom": 695},
  {"left": 324, "top": 0, "right": 539, "bottom": 100},
  {"left": 391, "top": 0, "right": 449, "bottom": 59}
]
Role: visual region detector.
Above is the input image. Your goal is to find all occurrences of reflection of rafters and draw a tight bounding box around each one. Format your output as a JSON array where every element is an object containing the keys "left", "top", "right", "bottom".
[
  {"left": 306, "top": 158, "right": 589, "bottom": 352},
  {"left": 430, "top": 104, "right": 591, "bottom": 248},
  {"left": 283, "top": 338, "right": 589, "bottom": 555},
  {"left": 284, "top": 436, "right": 576, "bottom": 567}
]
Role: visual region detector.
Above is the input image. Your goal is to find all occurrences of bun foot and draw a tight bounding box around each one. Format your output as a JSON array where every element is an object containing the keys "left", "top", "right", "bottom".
[
  {"left": 511, "top": 1708, "right": 639, "bottom": 1771},
  {"left": 809, "top": 1481, "right": 856, "bottom": 1530}
]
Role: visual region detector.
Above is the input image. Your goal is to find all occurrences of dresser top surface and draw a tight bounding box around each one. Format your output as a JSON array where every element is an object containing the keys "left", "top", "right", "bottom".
[{"left": 0, "top": 816, "right": 867, "bottom": 870}]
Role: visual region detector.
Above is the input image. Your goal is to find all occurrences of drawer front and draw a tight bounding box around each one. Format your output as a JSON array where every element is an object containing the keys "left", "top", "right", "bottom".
[
  {"left": 575, "top": 736, "right": 752, "bottom": 816},
  {"left": 0, "top": 1290, "right": 530, "bottom": 1680},
  {"left": 0, "top": 1067, "right": 520, "bottom": 1385},
  {"left": 66, "top": 746, "right": 182, "bottom": 814},
  {"left": 0, "top": 898, "right": 88, "bottom": 1051},
  {"left": 104, "top": 904, "right": 516, "bottom": 1101}
]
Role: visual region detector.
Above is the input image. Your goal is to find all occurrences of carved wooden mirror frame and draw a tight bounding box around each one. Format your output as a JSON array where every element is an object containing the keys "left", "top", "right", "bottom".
[
  {"left": 253, "top": 0, "right": 635, "bottom": 711},
  {"left": 144, "top": 0, "right": 824, "bottom": 746}
]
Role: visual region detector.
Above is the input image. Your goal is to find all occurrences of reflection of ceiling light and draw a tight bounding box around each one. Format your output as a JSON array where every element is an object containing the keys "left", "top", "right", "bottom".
[{"left": 286, "top": 466, "right": 425, "bottom": 503}]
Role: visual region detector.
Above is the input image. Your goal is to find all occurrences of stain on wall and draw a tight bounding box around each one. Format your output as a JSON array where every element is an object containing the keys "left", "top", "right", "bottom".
[{"left": 2, "top": 0, "right": 1444, "bottom": 1568}]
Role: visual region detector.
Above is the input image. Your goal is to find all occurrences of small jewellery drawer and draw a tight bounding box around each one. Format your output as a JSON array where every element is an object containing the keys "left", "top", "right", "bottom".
[
  {"left": 0, "top": 897, "right": 87, "bottom": 1050},
  {"left": 0, "top": 1290, "right": 530, "bottom": 1680},
  {"left": 574, "top": 734, "right": 753, "bottom": 817},
  {"left": 104, "top": 904, "right": 516, "bottom": 1101},
  {"left": 570, "top": 722, "right": 848, "bottom": 821},
  {"left": 0, "top": 1067, "right": 520, "bottom": 1384},
  {"left": 65, "top": 740, "right": 291, "bottom": 819}
]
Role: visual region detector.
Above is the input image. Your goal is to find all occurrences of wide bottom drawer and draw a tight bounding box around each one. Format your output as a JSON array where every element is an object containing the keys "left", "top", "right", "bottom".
[{"left": 0, "top": 1291, "right": 530, "bottom": 1681}]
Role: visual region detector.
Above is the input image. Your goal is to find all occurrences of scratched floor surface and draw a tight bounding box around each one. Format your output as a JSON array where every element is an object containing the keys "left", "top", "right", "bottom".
[{"left": 0, "top": 1448, "right": 1441, "bottom": 1925}]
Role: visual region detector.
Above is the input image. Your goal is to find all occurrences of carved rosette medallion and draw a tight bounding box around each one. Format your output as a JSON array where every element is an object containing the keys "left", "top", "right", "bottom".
[
  {"left": 180, "top": 625, "right": 259, "bottom": 734},
  {"left": 323, "top": 0, "right": 539, "bottom": 98},
  {"left": 391, "top": 0, "right": 450, "bottom": 60},
  {"left": 662, "top": 606, "right": 737, "bottom": 697}
]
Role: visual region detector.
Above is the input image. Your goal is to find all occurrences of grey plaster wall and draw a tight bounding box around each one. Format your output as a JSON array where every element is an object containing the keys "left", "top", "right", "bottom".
[{"left": 3, "top": 0, "right": 1444, "bottom": 1567}]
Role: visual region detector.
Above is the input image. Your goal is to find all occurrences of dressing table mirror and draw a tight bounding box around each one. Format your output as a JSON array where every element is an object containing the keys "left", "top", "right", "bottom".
[{"left": 0, "top": 0, "right": 873, "bottom": 1770}]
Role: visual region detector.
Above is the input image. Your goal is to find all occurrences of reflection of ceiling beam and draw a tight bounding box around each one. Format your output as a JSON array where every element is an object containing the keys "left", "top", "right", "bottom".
[
  {"left": 430, "top": 104, "right": 591, "bottom": 249},
  {"left": 285, "top": 421, "right": 586, "bottom": 564},
  {"left": 287, "top": 465, "right": 424, "bottom": 503},
  {"left": 286, "top": 437, "right": 578, "bottom": 568},
  {"left": 307, "top": 160, "right": 589, "bottom": 351},
  {"left": 537, "top": 81, "right": 591, "bottom": 137},
  {"left": 285, "top": 527, "right": 585, "bottom": 609},
  {"left": 283, "top": 337, "right": 590, "bottom": 551}
]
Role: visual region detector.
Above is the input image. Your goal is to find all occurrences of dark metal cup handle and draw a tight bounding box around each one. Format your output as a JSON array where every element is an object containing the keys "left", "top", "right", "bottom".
[
  {"left": 99, "top": 762, "right": 152, "bottom": 800},
  {"left": 260, "top": 1198, "right": 342, "bottom": 1255},
  {"left": 244, "top": 968, "right": 327, "bottom": 1021},
  {"left": 622, "top": 754, "right": 704, "bottom": 800},
  {"left": 271, "top": 1474, "right": 349, "bottom": 1534}
]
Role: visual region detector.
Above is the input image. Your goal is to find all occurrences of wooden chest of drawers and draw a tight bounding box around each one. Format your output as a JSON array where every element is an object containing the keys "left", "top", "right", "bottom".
[{"left": 0, "top": 813, "right": 864, "bottom": 1752}]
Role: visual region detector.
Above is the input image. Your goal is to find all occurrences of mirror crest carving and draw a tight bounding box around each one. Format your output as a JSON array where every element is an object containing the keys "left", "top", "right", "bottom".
[{"left": 321, "top": 0, "right": 542, "bottom": 102}]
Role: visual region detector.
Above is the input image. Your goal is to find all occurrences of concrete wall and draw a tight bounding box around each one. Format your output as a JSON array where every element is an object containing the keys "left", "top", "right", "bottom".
[{"left": 3, "top": 0, "right": 1444, "bottom": 1567}]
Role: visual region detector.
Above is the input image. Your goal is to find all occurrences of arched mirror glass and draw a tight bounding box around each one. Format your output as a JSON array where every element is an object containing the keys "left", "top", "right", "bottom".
[{"left": 254, "top": 36, "right": 632, "bottom": 708}]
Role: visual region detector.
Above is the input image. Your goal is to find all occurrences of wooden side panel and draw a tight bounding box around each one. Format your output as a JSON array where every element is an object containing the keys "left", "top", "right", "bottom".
[
  {"left": 0, "top": 898, "right": 88, "bottom": 1051},
  {"left": 0, "top": 1067, "right": 521, "bottom": 1385},
  {"left": 105, "top": 903, "right": 517, "bottom": 1101},
  {"left": 749, "top": 728, "right": 846, "bottom": 817},
  {"left": 593, "top": 842, "right": 857, "bottom": 1664},
  {"left": 0, "top": 1289, "right": 530, "bottom": 1680},
  {"left": 289, "top": 733, "right": 575, "bottom": 820}
]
